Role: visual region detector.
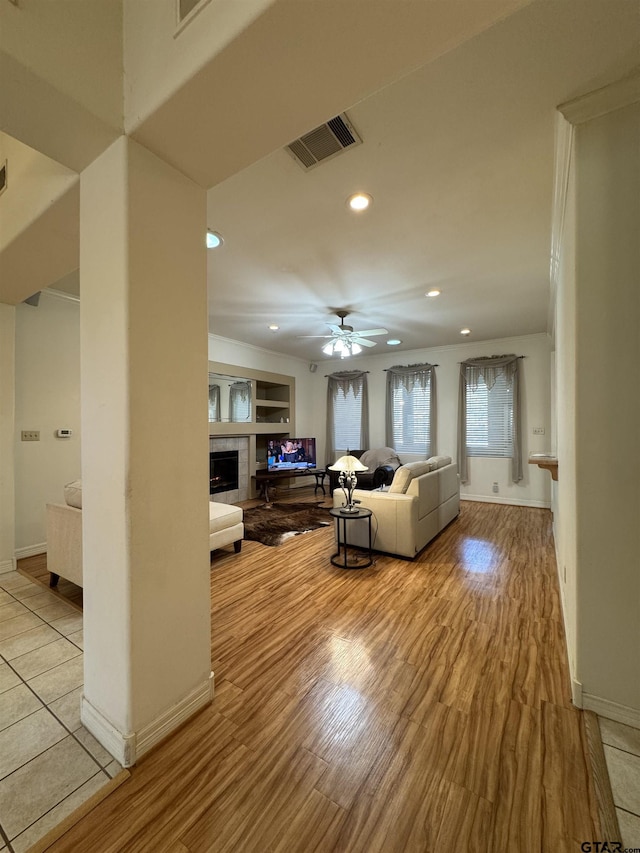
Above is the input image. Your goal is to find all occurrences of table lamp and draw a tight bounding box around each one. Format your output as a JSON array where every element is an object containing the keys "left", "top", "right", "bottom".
[{"left": 329, "top": 452, "right": 368, "bottom": 513}]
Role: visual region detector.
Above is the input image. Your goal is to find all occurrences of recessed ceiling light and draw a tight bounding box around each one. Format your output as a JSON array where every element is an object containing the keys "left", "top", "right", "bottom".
[
  {"left": 386, "top": 339, "right": 402, "bottom": 346},
  {"left": 460, "top": 328, "right": 471, "bottom": 336},
  {"left": 426, "top": 289, "right": 441, "bottom": 297},
  {"left": 206, "top": 230, "right": 224, "bottom": 249},
  {"left": 268, "top": 324, "right": 279, "bottom": 331},
  {"left": 347, "top": 192, "right": 373, "bottom": 212}
]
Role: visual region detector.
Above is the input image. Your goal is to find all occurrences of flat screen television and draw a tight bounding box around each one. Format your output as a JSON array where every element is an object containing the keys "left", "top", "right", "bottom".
[{"left": 267, "top": 437, "right": 317, "bottom": 471}]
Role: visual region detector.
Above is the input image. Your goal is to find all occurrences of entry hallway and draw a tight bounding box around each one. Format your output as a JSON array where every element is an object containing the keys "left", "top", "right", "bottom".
[{"left": 19, "top": 500, "right": 617, "bottom": 850}]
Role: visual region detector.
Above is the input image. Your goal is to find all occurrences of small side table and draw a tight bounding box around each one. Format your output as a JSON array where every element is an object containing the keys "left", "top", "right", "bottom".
[
  {"left": 313, "top": 470, "right": 326, "bottom": 495},
  {"left": 329, "top": 507, "right": 373, "bottom": 569}
]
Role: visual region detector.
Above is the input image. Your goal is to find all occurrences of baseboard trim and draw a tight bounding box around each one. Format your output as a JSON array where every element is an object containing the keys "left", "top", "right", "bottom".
[
  {"left": 14, "top": 543, "right": 46, "bottom": 560},
  {"left": 572, "top": 679, "right": 583, "bottom": 708},
  {"left": 0, "top": 558, "right": 15, "bottom": 574},
  {"left": 135, "top": 672, "right": 214, "bottom": 761},
  {"left": 460, "top": 494, "right": 551, "bottom": 509},
  {"left": 81, "top": 672, "right": 214, "bottom": 768},
  {"left": 582, "top": 693, "right": 640, "bottom": 729}
]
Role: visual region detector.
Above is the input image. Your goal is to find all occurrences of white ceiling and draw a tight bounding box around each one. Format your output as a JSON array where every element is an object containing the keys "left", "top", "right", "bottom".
[{"left": 205, "top": 0, "right": 640, "bottom": 362}]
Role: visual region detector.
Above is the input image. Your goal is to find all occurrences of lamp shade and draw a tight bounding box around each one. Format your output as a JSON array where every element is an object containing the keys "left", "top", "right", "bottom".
[{"left": 328, "top": 454, "right": 368, "bottom": 472}]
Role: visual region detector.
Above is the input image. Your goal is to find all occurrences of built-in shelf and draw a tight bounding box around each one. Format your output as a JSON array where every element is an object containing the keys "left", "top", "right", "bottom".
[
  {"left": 208, "top": 361, "right": 295, "bottom": 497},
  {"left": 529, "top": 453, "right": 558, "bottom": 481}
]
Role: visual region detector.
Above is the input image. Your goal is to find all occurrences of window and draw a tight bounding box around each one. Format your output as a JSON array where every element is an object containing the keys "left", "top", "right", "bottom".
[
  {"left": 326, "top": 371, "right": 369, "bottom": 461},
  {"left": 465, "top": 371, "right": 513, "bottom": 457},
  {"left": 386, "top": 364, "right": 436, "bottom": 456},
  {"left": 457, "top": 355, "right": 522, "bottom": 484}
]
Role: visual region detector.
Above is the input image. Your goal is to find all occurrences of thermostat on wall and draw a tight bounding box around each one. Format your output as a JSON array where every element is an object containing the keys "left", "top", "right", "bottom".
[{"left": 56, "top": 429, "right": 73, "bottom": 438}]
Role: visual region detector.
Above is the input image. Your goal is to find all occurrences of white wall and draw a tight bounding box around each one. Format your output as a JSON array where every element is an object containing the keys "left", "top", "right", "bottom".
[
  {"left": 320, "top": 333, "right": 552, "bottom": 507},
  {"left": 571, "top": 100, "right": 640, "bottom": 722},
  {"left": 14, "top": 291, "right": 81, "bottom": 554}
]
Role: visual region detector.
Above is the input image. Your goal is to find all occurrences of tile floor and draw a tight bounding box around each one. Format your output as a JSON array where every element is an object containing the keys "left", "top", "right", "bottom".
[
  {"left": 0, "top": 570, "right": 123, "bottom": 853},
  {"left": 599, "top": 715, "right": 640, "bottom": 847}
]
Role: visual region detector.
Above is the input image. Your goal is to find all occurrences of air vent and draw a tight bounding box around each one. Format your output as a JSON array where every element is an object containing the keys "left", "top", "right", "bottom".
[
  {"left": 0, "top": 160, "right": 6, "bottom": 197},
  {"left": 286, "top": 113, "right": 362, "bottom": 171}
]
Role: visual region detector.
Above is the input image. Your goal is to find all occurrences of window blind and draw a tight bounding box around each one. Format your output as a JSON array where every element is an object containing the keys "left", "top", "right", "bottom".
[
  {"left": 390, "top": 379, "right": 432, "bottom": 455},
  {"left": 333, "top": 384, "right": 363, "bottom": 450},
  {"left": 465, "top": 372, "right": 513, "bottom": 457}
]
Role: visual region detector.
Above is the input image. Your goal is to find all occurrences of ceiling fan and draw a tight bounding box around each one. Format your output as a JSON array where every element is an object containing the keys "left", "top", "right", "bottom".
[{"left": 300, "top": 310, "right": 388, "bottom": 358}]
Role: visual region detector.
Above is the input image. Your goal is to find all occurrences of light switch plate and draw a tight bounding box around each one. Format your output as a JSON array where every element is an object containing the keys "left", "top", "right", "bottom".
[
  {"left": 21, "top": 431, "right": 40, "bottom": 441},
  {"left": 533, "top": 426, "right": 545, "bottom": 435}
]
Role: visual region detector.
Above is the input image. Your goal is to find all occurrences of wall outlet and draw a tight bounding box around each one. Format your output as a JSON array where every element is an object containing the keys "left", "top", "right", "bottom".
[
  {"left": 533, "top": 426, "right": 545, "bottom": 435},
  {"left": 492, "top": 482, "right": 499, "bottom": 493},
  {"left": 21, "top": 430, "right": 40, "bottom": 441}
]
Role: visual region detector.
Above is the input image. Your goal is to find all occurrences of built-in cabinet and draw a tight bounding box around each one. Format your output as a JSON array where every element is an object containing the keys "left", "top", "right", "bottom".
[{"left": 208, "top": 361, "right": 296, "bottom": 478}]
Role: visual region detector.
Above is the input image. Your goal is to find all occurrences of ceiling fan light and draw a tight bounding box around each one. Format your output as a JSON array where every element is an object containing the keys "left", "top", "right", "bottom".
[
  {"left": 351, "top": 342, "right": 362, "bottom": 355},
  {"left": 322, "top": 341, "right": 336, "bottom": 356}
]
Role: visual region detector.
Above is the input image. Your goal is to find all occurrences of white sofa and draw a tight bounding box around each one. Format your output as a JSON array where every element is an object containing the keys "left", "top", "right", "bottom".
[
  {"left": 332, "top": 456, "right": 460, "bottom": 559},
  {"left": 46, "top": 481, "right": 244, "bottom": 588}
]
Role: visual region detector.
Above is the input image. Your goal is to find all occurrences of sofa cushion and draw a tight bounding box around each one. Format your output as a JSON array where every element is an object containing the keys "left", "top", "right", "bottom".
[
  {"left": 427, "top": 455, "right": 453, "bottom": 470},
  {"left": 389, "top": 461, "right": 433, "bottom": 494},
  {"left": 64, "top": 479, "right": 83, "bottom": 509},
  {"left": 359, "top": 447, "right": 402, "bottom": 471},
  {"left": 209, "top": 501, "right": 243, "bottom": 534}
]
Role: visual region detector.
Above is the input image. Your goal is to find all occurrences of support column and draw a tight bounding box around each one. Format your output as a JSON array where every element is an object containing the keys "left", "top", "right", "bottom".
[
  {"left": 0, "top": 304, "right": 16, "bottom": 573},
  {"left": 79, "top": 136, "right": 211, "bottom": 766}
]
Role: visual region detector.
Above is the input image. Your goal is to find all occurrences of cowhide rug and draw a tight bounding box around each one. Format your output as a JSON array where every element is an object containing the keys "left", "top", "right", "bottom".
[{"left": 242, "top": 501, "right": 331, "bottom": 547}]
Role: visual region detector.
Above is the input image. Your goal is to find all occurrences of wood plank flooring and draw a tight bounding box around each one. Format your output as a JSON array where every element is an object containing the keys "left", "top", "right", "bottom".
[{"left": 43, "top": 496, "right": 601, "bottom": 852}]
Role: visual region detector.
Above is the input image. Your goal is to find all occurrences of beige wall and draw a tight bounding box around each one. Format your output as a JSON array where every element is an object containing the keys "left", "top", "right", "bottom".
[
  {"left": 0, "top": 303, "right": 16, "bottom": 573},
  {"left": 14, "top": 292, "right": 81, "bottom": 554},
  {"left": 0, "top": 0, "right": 122, "bottom": 171},
  {"left": 124, "top": 0, "right": 274, "bottom": 132},
  {"left": 555, "top": 80, "right": 640, "bottom": 725},
  {"left": 80, "top": 136, "right": 211, "bottom": 761},
  {"left": 555, "top": 144, "right": 578, "bottom": 687},
  {"left": 573, "top": 100, "right": 640, "bottom": 720}
]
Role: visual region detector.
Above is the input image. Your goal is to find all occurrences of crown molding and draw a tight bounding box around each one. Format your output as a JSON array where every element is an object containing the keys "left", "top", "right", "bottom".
[{"left": 558, "top": 69, "right": 640, "bottom": 126}]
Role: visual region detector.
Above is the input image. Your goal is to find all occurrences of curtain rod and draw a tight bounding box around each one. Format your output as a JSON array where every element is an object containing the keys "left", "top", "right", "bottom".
[
  {"left": 324, "top": 370, "right": 370, "bottom": 377},
  {"left": 383, "top": 364, "right": 439, "bottom": 370},
  {"left": 458, "top": 355, "right": 525, "bottom": 364}
]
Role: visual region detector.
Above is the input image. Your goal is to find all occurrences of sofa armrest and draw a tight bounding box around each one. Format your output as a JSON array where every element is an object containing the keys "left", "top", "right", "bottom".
[
  {"left": 332, "top": 488, "right": 419, "bottom": 556},
  {"left": 46, "top": 503, "right": 83, "bottom": 587}
]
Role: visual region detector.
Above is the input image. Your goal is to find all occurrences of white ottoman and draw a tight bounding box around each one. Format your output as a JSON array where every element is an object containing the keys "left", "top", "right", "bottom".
[{"left": 209, "top": 501, "right": 244, "bottom": 554}]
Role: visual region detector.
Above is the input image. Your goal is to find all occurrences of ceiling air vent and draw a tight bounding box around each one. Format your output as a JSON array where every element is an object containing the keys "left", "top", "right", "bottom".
[{"left": 286, "top": 114, "right": 362, "bottom": 171}]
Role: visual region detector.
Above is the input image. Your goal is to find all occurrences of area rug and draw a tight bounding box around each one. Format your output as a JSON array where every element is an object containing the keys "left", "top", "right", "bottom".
[{"left": 243, "top": 501, "right": 331, "bottom": 546}]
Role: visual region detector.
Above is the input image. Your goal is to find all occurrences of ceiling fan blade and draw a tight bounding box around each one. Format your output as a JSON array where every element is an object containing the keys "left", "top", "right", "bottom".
[
  {"left": 353, "top": 337, "right": 377, "bottom": 347},
  {"left": 352, "top": 328, "right": 388, "bottom": 337},
  {"left": 296, "top": 334, "right": 334, "bottom": 339},
  {"left": 326, "top": 323, "right": 347, "bottom": 334}
]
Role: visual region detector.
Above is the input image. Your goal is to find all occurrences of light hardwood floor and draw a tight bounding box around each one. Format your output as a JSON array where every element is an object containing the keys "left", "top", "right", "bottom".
[{"left": 42, "top": 497, "right": 602, "bottom": 852}]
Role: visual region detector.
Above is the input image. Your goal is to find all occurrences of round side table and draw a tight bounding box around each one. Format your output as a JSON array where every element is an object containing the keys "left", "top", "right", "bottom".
[{"left": 329, "top": 507, "right": 373, "bottom": 569}]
